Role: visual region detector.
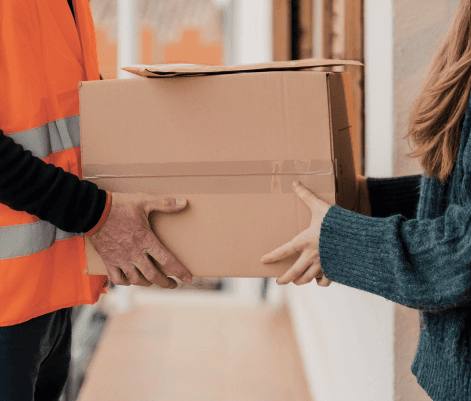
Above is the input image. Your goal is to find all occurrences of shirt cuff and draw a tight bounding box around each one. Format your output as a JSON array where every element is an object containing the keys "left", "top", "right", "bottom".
[{"left": 84, "top": 191, "right": 112, "bottom": 236}]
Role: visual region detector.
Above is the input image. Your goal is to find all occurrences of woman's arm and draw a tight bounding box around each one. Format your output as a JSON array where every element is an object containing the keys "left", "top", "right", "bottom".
[
  {"left": 0, "top": 130, "right": 106, "bottom": 233},
  {"left": 366, "top": 175, "right": 422, "bottom": 219},
  {"left": 356, "top": 174, "right": 422, "bottom": 219},
  {"left": 319, "top": 203, "right": 471, "bottom": 312}
]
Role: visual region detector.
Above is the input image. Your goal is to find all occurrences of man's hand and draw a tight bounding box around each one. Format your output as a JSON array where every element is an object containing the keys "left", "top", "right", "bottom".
[{"left": 88, "top": 192, "right": 193, "bottom": 289}]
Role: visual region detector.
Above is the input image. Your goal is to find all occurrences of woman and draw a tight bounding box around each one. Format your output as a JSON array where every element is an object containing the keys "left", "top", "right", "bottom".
[{"left": 262, "top": 1, "right": 471, "bottom": 399}]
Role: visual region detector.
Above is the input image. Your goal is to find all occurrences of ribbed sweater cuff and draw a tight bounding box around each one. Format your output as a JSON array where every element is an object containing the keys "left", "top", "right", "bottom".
[
  {"left": 319, "top": 205, "right": 397, "bottom": 299},
  {"left": 367, "top": 175, "right": 422, "bottom": 219}
]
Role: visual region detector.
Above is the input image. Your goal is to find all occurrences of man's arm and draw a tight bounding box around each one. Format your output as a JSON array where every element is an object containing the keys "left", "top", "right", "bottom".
[
  {"left": 0, "top": 130, "right": 106, "bottom": 233},
  {"left": 0, "top": 129, "right": 193, "bottom": 288}
]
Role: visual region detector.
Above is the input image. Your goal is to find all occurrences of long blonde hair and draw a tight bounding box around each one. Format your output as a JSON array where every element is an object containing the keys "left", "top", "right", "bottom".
[{"left": 406, "top": 0, "right": 471, "bottom": 182}]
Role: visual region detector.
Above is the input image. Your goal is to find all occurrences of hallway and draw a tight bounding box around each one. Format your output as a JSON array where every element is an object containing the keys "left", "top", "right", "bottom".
[{"left": 77, "top": 294, "right": 311, "bottom": 401}]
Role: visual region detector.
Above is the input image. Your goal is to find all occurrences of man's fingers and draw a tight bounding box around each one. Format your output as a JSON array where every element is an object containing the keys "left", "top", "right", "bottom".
[
  {"left": 107, "top": 266, "right": 131, "bottom": 286},
  {"left": 136, "top": 256, "right": 178, "bottom": 289},
  {"left": 146, "top": 240, "right": 193, "bottom": 285},
  {"left": 144, "top": 196, "right": 188, "bottom": 214},
  {"left": 135, "top": 253, "right": 178, "bottom": 289},
  {"left": 121, "top": 264, "right": 154, "bottom": 287},
  {"left": 261, "top": 238, "right": 301, "bottom": 264}
]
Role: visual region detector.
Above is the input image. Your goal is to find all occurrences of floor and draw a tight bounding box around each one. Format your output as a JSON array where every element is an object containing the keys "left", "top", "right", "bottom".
[{"left": 77, "top": 295, "right": 311, "bottom": 401}]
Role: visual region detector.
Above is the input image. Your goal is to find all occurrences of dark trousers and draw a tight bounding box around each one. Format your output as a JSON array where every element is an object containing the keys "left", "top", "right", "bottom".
[{"left": 0, "top": 307, "right": 73, "bottom": 401}]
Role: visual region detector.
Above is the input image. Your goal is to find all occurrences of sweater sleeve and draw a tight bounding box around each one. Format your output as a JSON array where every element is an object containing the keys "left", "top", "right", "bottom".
[
  {"left": 319, "top": 203, "right": 471, "bottom": 312},
  {"left": 0, "top": 130, "right": 107, "bottom": 233},
  {"left": 366, "top": 175, "right": 422, "bottom": 219}
]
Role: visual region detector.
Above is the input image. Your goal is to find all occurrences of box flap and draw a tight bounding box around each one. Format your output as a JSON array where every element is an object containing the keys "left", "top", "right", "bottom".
[
  {"left": 326, "top": 72, "right": 357, "bottom": 211},
  {"left": 123, "top": 58, "right": 363, "bottom": 78}
]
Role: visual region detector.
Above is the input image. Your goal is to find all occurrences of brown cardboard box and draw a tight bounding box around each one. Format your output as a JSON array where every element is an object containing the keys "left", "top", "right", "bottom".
[{"left": 80, "top": 58, "right": 362, "bottom": 277}]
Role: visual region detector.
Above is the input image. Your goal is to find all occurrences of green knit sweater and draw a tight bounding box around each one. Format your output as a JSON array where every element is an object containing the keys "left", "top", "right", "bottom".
[{"left": 319, "top": 99, "right": 471, "bottom": 400}]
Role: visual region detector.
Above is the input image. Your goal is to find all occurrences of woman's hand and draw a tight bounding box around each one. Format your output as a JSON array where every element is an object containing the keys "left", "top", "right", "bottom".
[
  {"left": 88, "top": 192, "right": 193, "bottom": 289},
  {"left": 260, "top": 181, "right": 332, "bottom": 287}
]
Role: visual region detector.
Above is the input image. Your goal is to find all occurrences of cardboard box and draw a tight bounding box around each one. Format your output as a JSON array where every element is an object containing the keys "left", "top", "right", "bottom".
[{"left": 79, "top": 58, "right": 362, "bottom": 277}]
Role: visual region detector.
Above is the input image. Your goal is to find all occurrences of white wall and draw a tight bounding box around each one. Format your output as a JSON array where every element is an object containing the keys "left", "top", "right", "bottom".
[
  {"left": 364, "top": 0, "right": 394, "bottom": 178},
  {"left": 232, "top": 0, "right": 273, "bottom": 64},
  {"left": 288, "top": 286, "right": 394, "bottom": 401},
  {"left": 117, "top": 0, "right": 138, "bottom": 79}
]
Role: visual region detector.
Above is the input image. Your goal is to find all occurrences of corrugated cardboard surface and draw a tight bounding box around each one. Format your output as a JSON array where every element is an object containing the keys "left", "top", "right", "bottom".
[
  {"left": 123, "top": 57, "right": 363, "bottom": 77},
  {"left": 80, "top": 63, "right": 357, "bottom": 277}
]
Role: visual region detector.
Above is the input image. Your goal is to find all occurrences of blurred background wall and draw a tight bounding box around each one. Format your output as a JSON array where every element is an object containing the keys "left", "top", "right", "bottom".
[{"left": 91, "top": 0, "right": 224, "bottom": 78}]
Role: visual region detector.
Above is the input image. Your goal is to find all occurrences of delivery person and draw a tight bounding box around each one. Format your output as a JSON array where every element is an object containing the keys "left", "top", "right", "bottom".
[{"left": 0, "top": 1, "right": 192, "bottom": 400}]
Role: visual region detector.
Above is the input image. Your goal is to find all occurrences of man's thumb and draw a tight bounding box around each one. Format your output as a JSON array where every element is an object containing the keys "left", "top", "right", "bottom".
[
  {"left": 174, "top": 198, "right": 188, "bottom": 209},
  {"left": 145, "top": 196, "right": 188, "bottom": 214}
]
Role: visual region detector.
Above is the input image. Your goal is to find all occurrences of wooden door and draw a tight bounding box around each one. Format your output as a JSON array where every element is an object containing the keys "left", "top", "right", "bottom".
[{"left": 273, "top": 0, "right": 365, "bottom": 175}]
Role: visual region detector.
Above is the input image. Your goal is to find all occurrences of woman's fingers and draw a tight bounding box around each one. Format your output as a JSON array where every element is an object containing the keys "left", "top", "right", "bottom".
[
  {"left": 276, "top": 251, "right": 318, "bottom": 285},
  {"left": 292, "top": 181, "right": 317, "bottom": 211},
  {"left": 292, "top": 255, "right": 322, "bottom": 285},
  {"left": 260, "top": 237, "right": 302, "bottom": 264},
  {"left": 292, "top": 264, "right": 318, "bottom": 285},
  {"left": 292, "top": 251, "right": 328, "bottom": 286},
  {"left": 316, "top": 275, "right": 331, "bottom": 287}
]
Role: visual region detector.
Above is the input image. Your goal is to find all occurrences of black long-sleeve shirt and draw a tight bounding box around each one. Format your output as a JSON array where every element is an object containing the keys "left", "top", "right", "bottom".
[
  {"left": 0, "top": 130, "right": 107, "bottom": 233},
  {"left": 0, "top": 1, "right": 106, "bottom": 234}
]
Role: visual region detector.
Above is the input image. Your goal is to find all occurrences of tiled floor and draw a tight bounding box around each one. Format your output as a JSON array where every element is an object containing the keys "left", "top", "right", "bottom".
[{"left": 77, "top": 299, "right": 311, "bottom": 401}]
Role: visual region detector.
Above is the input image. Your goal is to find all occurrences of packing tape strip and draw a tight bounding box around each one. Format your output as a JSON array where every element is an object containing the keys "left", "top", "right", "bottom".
[
  {"left": 84, "top": 159, "right": 333, "bottom": 178},
  {"left": 83, "top": 159, "right": 335, "bottom": 195}
]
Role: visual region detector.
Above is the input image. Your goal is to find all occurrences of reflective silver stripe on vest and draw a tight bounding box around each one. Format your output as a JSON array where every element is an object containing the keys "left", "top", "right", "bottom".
[
  {"left": 1, "top": 115, "right": 83, "bottom": 259},
  {"left": 8, "top": 115, "right": 80, "bottom": 159},
  {"left": 0, "top": 221, "right": 83, "bottom": 260}
]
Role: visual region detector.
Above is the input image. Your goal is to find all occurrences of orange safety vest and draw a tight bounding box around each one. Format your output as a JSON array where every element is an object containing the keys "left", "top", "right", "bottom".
[{"left": 0, "top": 0, "right": 108, "bottom": 326}]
